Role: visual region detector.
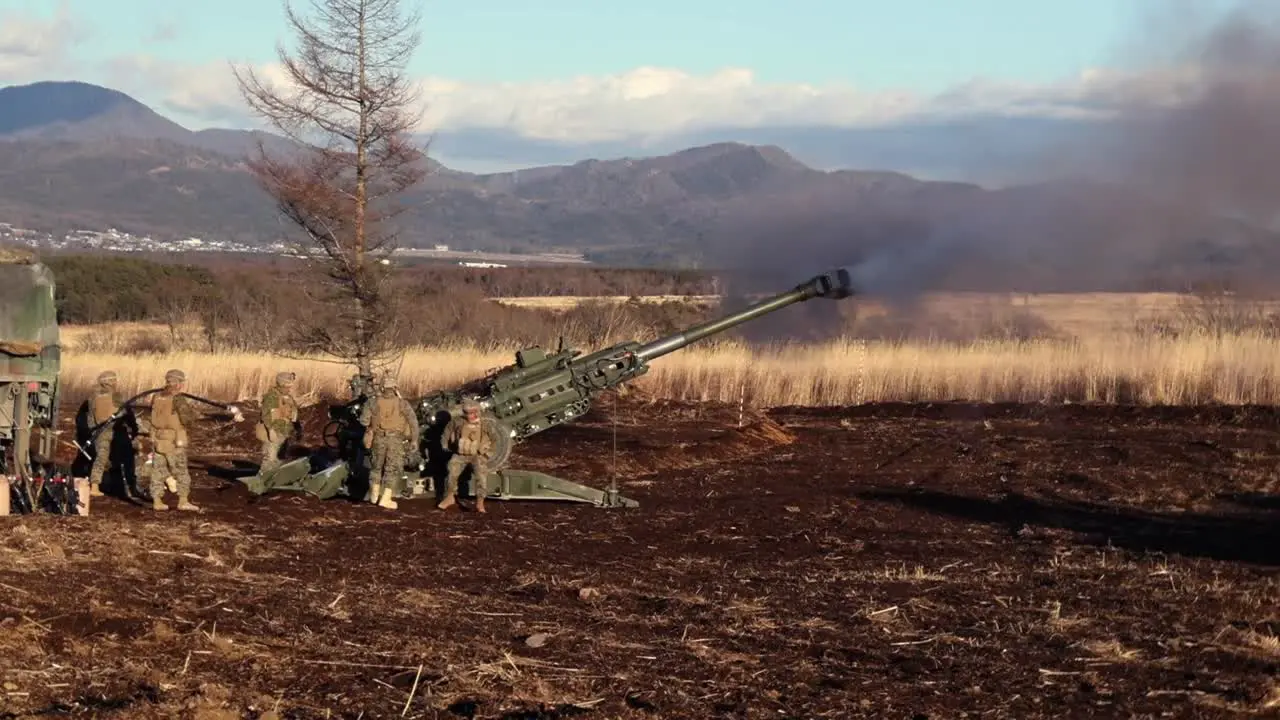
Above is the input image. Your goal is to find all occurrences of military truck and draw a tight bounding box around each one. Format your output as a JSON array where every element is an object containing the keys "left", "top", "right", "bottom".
[{"left": 0, "top": 247, "right": 62, "bottom": 504}]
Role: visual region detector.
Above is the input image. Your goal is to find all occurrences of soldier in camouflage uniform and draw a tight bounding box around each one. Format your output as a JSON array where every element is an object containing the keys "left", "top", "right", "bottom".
[
  {"left": 349, "top": 372, "right": 375, "bottom": 402},
  {"left": 358, "top": 376, "right": 418, "bottom": 510},
  {"left": 439, "top": 401, "right": 496, "bottom": 513},
  {"left": 256, "top": 371, "right": 300, "bottom": 473},
  {"left": 85, "top": 370, "right": 121, "bottom": 497},
  {"left": 145, "top": 369, "right": 200, "bottom": 512}
]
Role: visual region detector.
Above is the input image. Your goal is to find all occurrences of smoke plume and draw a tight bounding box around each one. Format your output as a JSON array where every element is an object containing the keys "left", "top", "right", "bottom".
[
  {"left": 707, "top": 0, "right": 1280, "bottom": 340},
  {"left": 1093, "top": 0, "right": 1280, "bottom": 227}
]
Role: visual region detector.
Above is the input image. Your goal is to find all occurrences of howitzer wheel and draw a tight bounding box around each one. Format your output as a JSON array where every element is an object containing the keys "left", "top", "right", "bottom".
[
  {"left": 481, "top": 416, "right": 514, "bottom": 472},
  {"left": 321, "top": 420, "right": 343, "bottom": 450},
  {"left": 428, "top": 402, "right": 515, "bottom": 473}
]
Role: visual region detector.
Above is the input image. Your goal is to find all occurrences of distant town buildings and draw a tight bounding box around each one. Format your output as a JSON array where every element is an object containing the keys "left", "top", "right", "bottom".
[
  {"left": 0, "top": 222, "right": 290, "bottom": 255},
  {"left": 0, "top": 222, "right": 589, "bottom": 266}
]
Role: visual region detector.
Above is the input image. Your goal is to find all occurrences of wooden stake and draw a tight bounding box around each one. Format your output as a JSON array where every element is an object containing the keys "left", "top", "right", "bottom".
[
  {"left": 737, "top": 376, "right": 745, "bottom": 428},
  {"left": 856, "top": 339, "right": 867, "bottom": 406}
]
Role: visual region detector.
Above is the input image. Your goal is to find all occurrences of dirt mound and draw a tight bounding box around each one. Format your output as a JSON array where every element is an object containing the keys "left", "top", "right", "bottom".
[
  {"left": 623, "top": 415, "right": 796, "bottom": 478},
  {"left": 729, "top": 416, "right": 795, "bottom": 446},
  {"left": 608, "top": 390, "right": 747, "bottom": 425}
]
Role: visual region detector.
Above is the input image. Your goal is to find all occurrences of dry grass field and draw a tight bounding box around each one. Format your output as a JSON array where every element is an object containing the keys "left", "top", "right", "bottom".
[
  {"left": 493, "top": 290, "right": 1280, "bottom": 335},
  {"left": 490, "top": 294, "right": 719, "bottom": 310},
  {"left": 53, "top": 290, "right": 1280, "bottom": 407}
]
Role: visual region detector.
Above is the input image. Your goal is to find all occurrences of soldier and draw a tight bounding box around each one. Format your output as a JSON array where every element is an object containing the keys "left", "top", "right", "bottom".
[
  {"left": 439, "top": 401, "right": 495, "bottom": 513},
  {"left": 349, "top": 372, "right": 375, "bottom": 402},
  {"left": 146, "top": 368, "right": 200, "bottom": 512},
  {"left": 358, "top": 376, "right": 418, "bottom": 510},
  {"left": 84, "top": 369, "right": 144, "bottom": 499},
  {"left": 257, "top": 371, "right": 300, "bottom": 473},
  {"left": 85, "top": 370, "right": 120, "bottom": 497}
]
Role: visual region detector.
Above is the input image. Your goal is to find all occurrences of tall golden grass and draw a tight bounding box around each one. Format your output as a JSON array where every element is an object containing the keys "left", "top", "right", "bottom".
[
  {"left": 58, "top": 331, "right": 1280, "bottom": 407},
  {"left": 53, "top": 290, "right": 1280, "bottom": 407}
]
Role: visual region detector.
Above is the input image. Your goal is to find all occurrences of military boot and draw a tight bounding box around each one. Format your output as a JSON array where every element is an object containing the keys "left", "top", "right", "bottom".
[
  {"left": 377, "top": 487, "right": 398, "bottom": 510},
  {"left": 437, "top": 493, "right": 456, "bottom": 510},
  {"left": 176, "top": 493, "right": 200, "bottom": 512},
  {"left": 152, "top": 492, "right": 167, "bottom": 511},
  {"left": 474, "top": 495, "right": 486, "bottom": 514}
]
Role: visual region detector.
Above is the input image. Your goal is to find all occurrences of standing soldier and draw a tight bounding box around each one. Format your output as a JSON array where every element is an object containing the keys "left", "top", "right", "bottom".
[
  {"left": 439, "top": 402, "right": 495, "bottom": 513},
  {"left": 257, "top": 371, "right": 300, "bottom": 473},
  {"left": 358, "top": 376, "right": 418, "bottom": 510},
  {"left": 85, "top": 370, "right": 121, "bottom": 497},
  {"left": 146, "top": 369, "right": 200, "bottom": 512}
]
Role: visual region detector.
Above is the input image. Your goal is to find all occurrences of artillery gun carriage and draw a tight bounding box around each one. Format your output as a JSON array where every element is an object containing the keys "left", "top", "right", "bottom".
[{"left": 243, "top": 268, "right": 856, "bottom": 508}]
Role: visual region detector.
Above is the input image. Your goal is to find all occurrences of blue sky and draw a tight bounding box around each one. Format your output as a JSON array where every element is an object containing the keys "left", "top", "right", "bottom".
[
  {"left": 0, "top": 0, "right": 1252, "bottom": 174},
  {"left": 8, "top": 0, "right": 1157, "bottom": 89}
]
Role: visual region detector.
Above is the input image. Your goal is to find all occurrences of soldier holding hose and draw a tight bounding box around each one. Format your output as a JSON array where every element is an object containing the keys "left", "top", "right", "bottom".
[{"left": 143, "top": 369, "right": 201, "bottom": 512}]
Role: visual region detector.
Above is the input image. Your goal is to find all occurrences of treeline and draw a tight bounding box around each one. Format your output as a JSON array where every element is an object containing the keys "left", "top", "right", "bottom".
[
  {"left": 47, "top": 253, "right": 728, "bottom": 353},
  {"left": 46, "top": 255, "right": 220, "bottom": 324},
  {"left": 45, "top": 253, "right": 718, "bottom": 324},
  {"left": 46, "top": 252, "right": 1138, "bottom": 354}
]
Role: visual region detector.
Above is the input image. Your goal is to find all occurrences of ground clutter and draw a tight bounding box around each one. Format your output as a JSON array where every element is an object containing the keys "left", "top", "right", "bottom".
[{"left": 1, "top": 396, "right": 1277, "bottom": 718}]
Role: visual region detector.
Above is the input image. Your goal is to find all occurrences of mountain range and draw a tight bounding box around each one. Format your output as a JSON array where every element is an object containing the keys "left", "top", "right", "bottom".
[{"left": 1, "top": 80, "right": 1278, "bottom": 290}]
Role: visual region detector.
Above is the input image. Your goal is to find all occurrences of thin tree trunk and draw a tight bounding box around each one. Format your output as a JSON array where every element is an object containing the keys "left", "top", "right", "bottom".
[{"left": 353, "top": 1, "right": 371, "bottom": 378}]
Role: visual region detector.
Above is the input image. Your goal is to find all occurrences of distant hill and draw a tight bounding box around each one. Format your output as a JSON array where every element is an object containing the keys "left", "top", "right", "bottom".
[
  {"left": 1, "top": 80, "right": 1279, "bottom": 290},
  {"left": 0, "top": 81, "right": 296, "bottom": 157}
]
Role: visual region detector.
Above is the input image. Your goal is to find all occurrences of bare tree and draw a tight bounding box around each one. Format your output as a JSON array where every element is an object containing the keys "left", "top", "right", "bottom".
[
  {"left": 154, "top": 276, "right": 202, "bottom": 350},
  {"left": 232, "top": 0, "right": 427, "bottom": 379}
]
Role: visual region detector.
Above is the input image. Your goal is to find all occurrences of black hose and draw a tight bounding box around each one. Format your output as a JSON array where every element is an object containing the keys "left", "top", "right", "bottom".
[{"left": 87, "top": 388, "right": 240, "bottom": 441}]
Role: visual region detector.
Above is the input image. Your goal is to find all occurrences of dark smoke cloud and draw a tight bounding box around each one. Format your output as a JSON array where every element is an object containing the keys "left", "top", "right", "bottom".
[
  {"left": 706, "top": 0, "right": 1280, "bottom": 338},
  {"left": 1098, "top": 0, "right": 1280, "bottom": 227},
  {"left": 704, "top": 184, "right": 975, "bottom": 342}
]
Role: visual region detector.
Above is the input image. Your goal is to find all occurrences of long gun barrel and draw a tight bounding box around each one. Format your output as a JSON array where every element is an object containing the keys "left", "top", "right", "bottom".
[
  {"left": 634, "top": 267, "right": 855, "bottom": 361},
  {"left": 417, "top": 267, "right": 858, "bottom": 448}
]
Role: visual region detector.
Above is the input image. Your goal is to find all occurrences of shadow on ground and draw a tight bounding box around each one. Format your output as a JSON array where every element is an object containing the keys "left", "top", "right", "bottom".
[
  {"left": 859, "top": 487, "right": 1280, "bottom": 566},
  {"left": 196, "top": 459, "right": 261, "bottom": 484}
]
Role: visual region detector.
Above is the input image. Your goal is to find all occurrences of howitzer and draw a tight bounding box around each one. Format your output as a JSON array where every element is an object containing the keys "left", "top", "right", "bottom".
[{"left": 243, "top": 268, "right": 856, "bottom": 507}]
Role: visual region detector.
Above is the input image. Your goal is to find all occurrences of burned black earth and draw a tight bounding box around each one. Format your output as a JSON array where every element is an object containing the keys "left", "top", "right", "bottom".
[{"left": 1, "top": 396, "right": 1277, "bottom": 719}]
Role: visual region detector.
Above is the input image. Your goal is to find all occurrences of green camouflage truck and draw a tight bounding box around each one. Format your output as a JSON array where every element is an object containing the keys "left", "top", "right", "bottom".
[{"left": 0, "top": 247, "right": 61, "bottom": 488}]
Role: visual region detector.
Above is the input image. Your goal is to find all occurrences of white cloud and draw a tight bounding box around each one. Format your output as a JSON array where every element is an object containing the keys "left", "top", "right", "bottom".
[
  {"left": 102, "top": 55, "right": 294, "bottom": 126},
  {"left": 90, "top": 57, "right": 1228, "bottom": 143},
  {"left": 0, "top": 1, "right": 82, "bottom": 82},
  {"left": 415, "top": 67, "right": 918, "bottom": 141},
  {"left": 0, "top": 11, "right": 1242, "bottom": 146}
]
